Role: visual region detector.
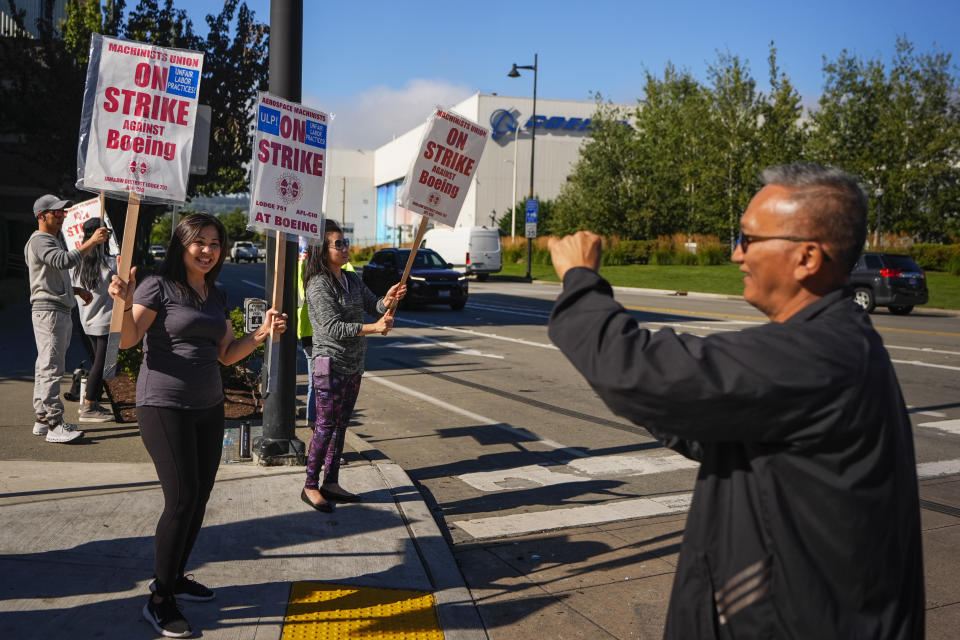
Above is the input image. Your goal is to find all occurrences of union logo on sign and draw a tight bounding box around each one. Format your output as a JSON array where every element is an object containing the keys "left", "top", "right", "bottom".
[
  {"left": 275, "top": 173, "right": 303, "bottom": 204},
  {"left": 129, "top": 158, "right": 150, "bottom": 176},
  {"left": 428, "top": 193, "right": 441, "bottom": 205}
]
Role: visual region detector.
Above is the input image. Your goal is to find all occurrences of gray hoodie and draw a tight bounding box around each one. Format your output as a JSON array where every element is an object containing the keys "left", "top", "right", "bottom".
[{"left": 25, "top": 230, "right": 83, "bottom": 312}]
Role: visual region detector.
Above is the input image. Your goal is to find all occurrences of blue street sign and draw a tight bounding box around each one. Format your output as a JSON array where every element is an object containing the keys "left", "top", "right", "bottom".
[{"left": 525, "top": 198, "right": 539, "bottom": 223}]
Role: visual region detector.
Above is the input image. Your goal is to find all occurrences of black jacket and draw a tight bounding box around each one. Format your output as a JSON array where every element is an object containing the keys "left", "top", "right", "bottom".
[{"left": 549, "top": 268, "right": 924, "bottom": 639}]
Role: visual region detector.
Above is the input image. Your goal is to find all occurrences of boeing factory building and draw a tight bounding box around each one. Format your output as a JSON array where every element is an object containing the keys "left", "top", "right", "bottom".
[{"left": 323, "top": 93, "right": 628, "bottom": 246}]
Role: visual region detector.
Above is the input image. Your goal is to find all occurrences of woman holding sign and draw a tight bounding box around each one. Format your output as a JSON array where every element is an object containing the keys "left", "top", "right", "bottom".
[
  {"left": 109, "top": 213, "right": 287, "bottom": 639},
  {"left": 300, "top": 220, "right": 406, "bottom": 512}
]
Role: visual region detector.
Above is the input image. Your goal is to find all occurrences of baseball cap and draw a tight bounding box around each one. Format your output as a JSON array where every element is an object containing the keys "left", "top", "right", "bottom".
[{"left": 33, "top": 194, "right": 71, "bottom": 216}]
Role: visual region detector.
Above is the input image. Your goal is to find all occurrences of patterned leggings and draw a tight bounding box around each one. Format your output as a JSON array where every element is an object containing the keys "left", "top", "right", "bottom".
[{"left": 304, "top": 370, "right": 362, "bottom": 489}]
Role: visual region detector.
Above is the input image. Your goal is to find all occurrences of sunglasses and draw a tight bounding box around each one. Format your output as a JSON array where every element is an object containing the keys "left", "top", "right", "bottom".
[
  {"left": 737, "top": 232, "right": 817, "bottom": 252},
  {"left": 332, "top": 239, "right": 350, "bottom": 250},
  {"left": 737, "top": 232, "right": 832, "bottom": 262}
]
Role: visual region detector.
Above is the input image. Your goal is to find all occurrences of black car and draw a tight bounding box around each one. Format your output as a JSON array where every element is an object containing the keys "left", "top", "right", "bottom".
[
  {"left": 362, "top": 248, "right": 468, "bottom": 310},
  {"left": 850, "top": 252, "right": 928, "bottom": 315}
]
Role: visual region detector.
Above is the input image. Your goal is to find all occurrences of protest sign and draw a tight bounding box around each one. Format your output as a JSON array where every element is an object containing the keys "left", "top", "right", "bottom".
[
  {"left": 247, "top": 92, "right": 328, "bottom": 394},
  {"left": 399, "top": 108, "right": 489, "bottom": 227},
  {"left": 386, "top": 109, "right": 489, "bottom": 315},
  {"left": 76, "top": 34, "right": 204, "bottom": 204},
  {"left": 248, "top": 92, "right": 328, "bottom": 242},
  {"left": 61, "top": 195, "right": 120, "bottom": 256}
]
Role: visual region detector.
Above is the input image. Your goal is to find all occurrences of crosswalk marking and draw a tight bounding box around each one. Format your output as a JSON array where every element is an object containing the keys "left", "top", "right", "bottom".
[
  {"left": 456, "top": 454, "right": 699, "bottom": 493},
  {"left": 452, "top": 493, "right": 694, "bottom": 540},
  {"left": 917, "top": 419, "right": 960, "bottom": 435},
  {"left": 917, "top": 459, "right": 960, "bottom": 479}
]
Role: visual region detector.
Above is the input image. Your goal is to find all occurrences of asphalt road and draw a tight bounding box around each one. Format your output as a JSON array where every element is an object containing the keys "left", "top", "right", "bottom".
[{"left": 215, "top": 263, "right": 960, "bottom": 544}]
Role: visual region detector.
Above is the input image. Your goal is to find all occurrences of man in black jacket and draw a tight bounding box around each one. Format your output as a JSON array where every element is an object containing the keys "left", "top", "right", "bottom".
[{"left": 548, "top": 163, "right": 924, "bottom": 639}]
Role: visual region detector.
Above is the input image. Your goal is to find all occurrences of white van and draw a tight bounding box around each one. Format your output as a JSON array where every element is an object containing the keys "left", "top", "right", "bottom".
[{"left": 421, "top": 226, "right": 502, "bottom": 281}]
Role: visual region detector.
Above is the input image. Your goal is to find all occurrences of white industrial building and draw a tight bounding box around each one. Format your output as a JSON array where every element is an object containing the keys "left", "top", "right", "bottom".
[{"left": 321, "top": 92, "right": 630, "bottom": 246}]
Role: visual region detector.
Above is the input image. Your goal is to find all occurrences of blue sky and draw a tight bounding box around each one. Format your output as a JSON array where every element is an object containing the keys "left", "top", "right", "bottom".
[{"left": 189, "top": 0, "right": 960, "bottom": 149}]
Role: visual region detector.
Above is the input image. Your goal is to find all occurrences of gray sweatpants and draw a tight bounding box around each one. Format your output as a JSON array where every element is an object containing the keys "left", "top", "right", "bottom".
[{"left": 32, "top": 309, "right": 72, "bottom": 424}]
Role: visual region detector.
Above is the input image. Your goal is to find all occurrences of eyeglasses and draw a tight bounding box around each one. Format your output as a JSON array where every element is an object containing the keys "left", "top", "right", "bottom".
[
  {"left": 332, "top": 239, "right": 350, "bottom": 250},
  {"left": 737, "top": 232, "right": 817, "bottom": 252},
  {"left": 42, "top": 210, "right": 67, "bottom": 218},
  {"left": 737, "top": 232, "right": 832, "bottom": 262}
]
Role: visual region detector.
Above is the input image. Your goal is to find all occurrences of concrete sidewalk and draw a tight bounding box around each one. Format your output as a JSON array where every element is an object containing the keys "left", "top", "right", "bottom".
[{"left": 0, "top": 437, "right": 486, "bottom": 639}]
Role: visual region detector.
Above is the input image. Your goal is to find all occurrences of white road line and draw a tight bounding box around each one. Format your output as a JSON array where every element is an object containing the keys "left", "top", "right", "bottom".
[
  {"left": 385, "top": 337, "right": 504, "bottom": 359},
  {"left": 891, "top": 359, "right": 960, "bottom": 372},
  {"left": 918, "top": 419, "right": 960, "bottom": 436},
  {"left": 363, "top": 372, "right": 586, "bottom": 457},
  {"left": 241, "top": 279, "right": 265, "bottom": 290},
  {"left": 395, "top": 317, "right": 558, "bottom": 350},
  {"left": 456, "top": 453, "right": 699, "bottom": 492},
  {"left": 907, "top": 406, "right": 947, "bottom": 418},
  {"left": 887, "top": 344, "right": 960, "bottom": 356},
  {"left": 465, "top": 303, "right": 551, "bottom": 319},
  {"left": 452, "top": 493, "right": 694, "bottom": 540},
  {"left": 917, "top": 459, "right": 960, "bottom": 479}
]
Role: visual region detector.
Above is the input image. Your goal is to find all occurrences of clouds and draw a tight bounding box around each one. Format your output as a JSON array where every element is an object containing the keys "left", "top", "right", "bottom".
[{"left": 304, "top": 79, "right": 475, "bottom": 150}]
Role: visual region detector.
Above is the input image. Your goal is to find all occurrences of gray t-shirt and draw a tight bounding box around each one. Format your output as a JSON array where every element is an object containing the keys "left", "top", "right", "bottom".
[{"left": 133, "top": 275, "right": 228, "bottom": 409}]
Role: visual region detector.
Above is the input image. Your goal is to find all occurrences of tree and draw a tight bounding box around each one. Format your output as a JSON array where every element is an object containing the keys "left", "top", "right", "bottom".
[
  {"left": 193, "top": 0, "right": 269, "bottom": 196},
  {"left": 808, "top": 38, "right": 960, "bottom": 242},
  {"left": 553, "top": 95, "right": 641, "bottom": 237},
  {"left": 757, "top": 42, "right": 807, "bottom": 170},
  {"left": 706, "top": 51, "right": 762, "bottom": 245}
]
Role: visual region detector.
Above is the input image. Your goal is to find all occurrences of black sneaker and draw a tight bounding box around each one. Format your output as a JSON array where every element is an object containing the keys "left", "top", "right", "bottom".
[
  {"left": 149, "top": 575, "right": 215, "bottom": 602},
  {"left": 142, "top": 595, "right": 192, "bottom": 638}
]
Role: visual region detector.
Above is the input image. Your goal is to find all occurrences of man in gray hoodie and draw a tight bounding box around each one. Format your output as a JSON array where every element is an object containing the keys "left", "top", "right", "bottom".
[{"left": 26, "top": 194, "right": 110, "bottom": 443}]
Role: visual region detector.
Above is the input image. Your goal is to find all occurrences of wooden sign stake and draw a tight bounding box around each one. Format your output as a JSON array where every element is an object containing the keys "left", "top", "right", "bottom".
[
  {"left": 386, "top": 216, "right": 430, "bottom": 319},
  {"left": 103, "top": 191, "right": 141, "bottom": 380}
]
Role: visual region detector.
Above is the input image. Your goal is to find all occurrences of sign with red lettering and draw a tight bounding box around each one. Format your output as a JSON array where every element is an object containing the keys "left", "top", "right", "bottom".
[
  {"left": 247, "top": 92, "right": 327, "bottom": 240},
  {"left": 76, "top": 34, "right": 204, "bottom": 203},
  {"left": 61, "top": 197, "right": 120, "bottom": 255},
  {"left": 400, "top": 109, "right": 489, "bottom": 226}
]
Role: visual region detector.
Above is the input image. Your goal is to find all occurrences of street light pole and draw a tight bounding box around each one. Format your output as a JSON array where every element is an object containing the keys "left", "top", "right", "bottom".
[
  {"left": 510, "top": 118, "right": 520, "bottom": 240},
  {"left": 508, "top": 53, "right": 537, "bottom": 281}
]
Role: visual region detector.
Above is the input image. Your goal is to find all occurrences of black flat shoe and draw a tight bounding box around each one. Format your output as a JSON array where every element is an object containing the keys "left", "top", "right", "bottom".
[
  {"left": 301, "top": 488, "right": 333, "bottom": 512},
  {"left": 320, "top": 487, "right": 362, "bottom": 503}
]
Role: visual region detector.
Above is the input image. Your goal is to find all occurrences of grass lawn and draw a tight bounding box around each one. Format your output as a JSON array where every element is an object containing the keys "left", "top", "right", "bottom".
[{"left": 497, "top": 262, "right": 960, "bottom": 309}]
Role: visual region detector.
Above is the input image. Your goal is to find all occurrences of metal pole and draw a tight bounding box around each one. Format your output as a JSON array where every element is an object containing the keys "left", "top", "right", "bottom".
[
  {"left": 511, "top": 119, "right": 519, "bottom": 240},
  {"left": 257, "top": 0, "right": 306, "bottom": 464},
  {"left": 525, "top": 53, "right": 537, "bottom": 282}
]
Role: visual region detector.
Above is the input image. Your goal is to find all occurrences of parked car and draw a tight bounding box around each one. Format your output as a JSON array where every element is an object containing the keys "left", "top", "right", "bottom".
[
  {"left": 149, "top": 244, "right": 166, "bottom": 259},
  {"left": 850, "top": 252, "right": 928, "bottom": 315},
  {"left": 230, "top": 241, "right": 259, "bottom": 263},
  {"left": 255, "top": 244, "right": 267, "bottom": 260},
  {"left": 421, "top": 226, "right": 502, "bottom": 280},
  {"left": 362, "top": 248, "right": 468, "bottom": 310}
]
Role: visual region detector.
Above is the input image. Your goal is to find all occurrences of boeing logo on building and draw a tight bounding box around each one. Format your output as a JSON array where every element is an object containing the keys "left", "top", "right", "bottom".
[{"left": 489, "top": 108, "right": 594, "bottom": 141}]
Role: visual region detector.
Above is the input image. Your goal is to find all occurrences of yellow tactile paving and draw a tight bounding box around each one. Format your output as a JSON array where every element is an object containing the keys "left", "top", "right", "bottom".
[{"left": 281, "top": 581, "right": 444, "bottom": 639}]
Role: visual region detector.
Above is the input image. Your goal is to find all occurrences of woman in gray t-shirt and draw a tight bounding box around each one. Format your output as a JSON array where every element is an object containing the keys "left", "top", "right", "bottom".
[{"left": 109, "top": 213, "right": 287, "bottom": 638}]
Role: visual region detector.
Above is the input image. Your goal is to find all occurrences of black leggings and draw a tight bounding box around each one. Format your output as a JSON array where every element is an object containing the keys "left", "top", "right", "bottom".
[
  {"left": 139, "top": 403, "right": 224, "bottom": 596},
  {"left": 85, "top": 334, "right": 107, "bottom": 402}
]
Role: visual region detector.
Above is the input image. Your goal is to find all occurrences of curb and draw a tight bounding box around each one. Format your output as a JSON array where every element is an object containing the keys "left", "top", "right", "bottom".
[{"left": 345, "top": 431, "right": 488, "bottom": 640}]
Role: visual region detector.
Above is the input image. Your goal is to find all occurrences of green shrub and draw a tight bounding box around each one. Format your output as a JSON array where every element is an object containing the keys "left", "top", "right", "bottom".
[
  {"left": 350, "top": 245, "right": 375, "bottom": 264},
  {"left": 697, "top": 245, "right": 731, "bottom": 266},
  {"left": 947, "top": 254, "right": 960, "bottom": 276},
  {"left": 651, "top": 250, "right": 674, "bottom": 265},
  {"left": 676, "top": 251, "right": 698, "bottom": 266},
  {"left": 910, "top": 243, "right": 960, "bottom": 271}
]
